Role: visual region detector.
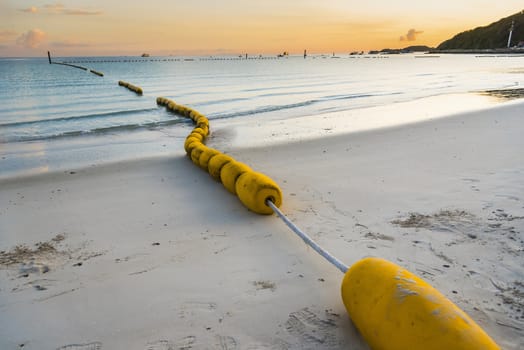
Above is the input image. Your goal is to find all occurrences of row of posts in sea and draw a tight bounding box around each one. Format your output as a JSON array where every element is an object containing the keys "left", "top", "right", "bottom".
[{"left": 62, "top": 54, "right": 390, "bottom": 64}]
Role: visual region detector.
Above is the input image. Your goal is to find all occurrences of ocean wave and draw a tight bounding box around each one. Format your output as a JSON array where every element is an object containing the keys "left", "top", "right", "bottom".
[
  {"left": 2, "top": 118, "right": 186, "bottom": 143},
  {"left": 196, "top": 96, "right": 250, "bottom": 106},
  {"left": 210, "top": 91, "right": 402, "bottom": 119},
  {"left": 211, "top": 100, "right": 316, "bottom": 119},
  {"left": 0, "top": 108, "right": 159, "bottom": 128}
]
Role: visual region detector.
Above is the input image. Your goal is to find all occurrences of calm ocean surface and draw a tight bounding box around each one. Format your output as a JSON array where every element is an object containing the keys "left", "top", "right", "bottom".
[{"left": 1, "top": 54, "right": 523, "bottom": 177}]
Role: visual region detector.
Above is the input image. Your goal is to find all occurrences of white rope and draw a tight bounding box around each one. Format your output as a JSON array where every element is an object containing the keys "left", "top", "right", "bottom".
[{"left": 266, "top": 200, "right": 349, "bottom": 274}]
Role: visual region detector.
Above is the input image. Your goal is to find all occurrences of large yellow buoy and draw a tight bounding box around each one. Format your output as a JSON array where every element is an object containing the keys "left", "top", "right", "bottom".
[
  {"left": 341, "top": 257, "right": 500, "bottom": 350},
  {"left": 236, "top": 171, "right": 283, "bottom": 215}
]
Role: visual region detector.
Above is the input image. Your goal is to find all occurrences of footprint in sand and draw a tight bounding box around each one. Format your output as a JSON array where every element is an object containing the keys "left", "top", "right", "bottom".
[
  {"left": 146, "top": 335, "right": 237, "bottom": 350},
  {"left": 284, "top": 308, "right": 338, "bottom": 348},
  {"left": 146, "top": 336, "right": 196, "bottom": 350},
  {"left": 57, "top": 342, "right": 102, "bottom": 350},
  {"left": 214, "top": 335, "right": 237, "bottom": 350}
]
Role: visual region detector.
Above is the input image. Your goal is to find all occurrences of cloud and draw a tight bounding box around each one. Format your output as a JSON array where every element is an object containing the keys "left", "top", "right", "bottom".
[
  {"left": 63, "top": 9, "right": 103, "bottom": 15},
  {"left": 400, "top": 29, "right": 423, "bottom": 41},
  {"left": 44, "top": 3, "right": 102, "bottom": 15},
  {"left": 44, "top": 3, "right": 65, "bottom": 13},
  {"left": 16, "top": 29, "right": 47, "bottom": 48},
  {"left": 19, "top": 6, "right": 38, "bottom": 13}
]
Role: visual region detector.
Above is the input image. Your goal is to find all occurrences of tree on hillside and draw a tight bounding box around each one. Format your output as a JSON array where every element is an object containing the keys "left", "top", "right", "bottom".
[{"left": 438, "top": 10, "right": 524, "bottom": 49}]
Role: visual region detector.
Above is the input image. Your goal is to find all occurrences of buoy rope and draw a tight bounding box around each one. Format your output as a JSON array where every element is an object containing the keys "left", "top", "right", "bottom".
[{"left": 266, "top": 199, "right": 349, "bottom": 274}]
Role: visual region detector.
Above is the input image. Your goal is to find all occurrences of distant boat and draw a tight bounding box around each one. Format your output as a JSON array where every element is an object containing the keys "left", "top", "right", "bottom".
[{"left": 141, "top": 53, "right": 150, "bottom": 57}]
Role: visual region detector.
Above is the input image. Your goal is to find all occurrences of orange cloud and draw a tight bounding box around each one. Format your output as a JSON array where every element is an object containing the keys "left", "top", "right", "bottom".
[
  {"left": 16, "top": 29, "right": 46, "bottom": 48},
  {"left": 19, "top": 6, "right": 38, "bottom": 13},
  {"left": 400, "top": 28, "right": 424, "bottom": 41},
  {"left": 43, "top": 3, "right": 102, "bottom": 16}
]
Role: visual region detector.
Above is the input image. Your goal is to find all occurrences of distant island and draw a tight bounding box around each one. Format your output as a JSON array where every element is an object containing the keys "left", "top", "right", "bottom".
[{"left": 369, "top": 46, "right": 434, "bottom": 55}]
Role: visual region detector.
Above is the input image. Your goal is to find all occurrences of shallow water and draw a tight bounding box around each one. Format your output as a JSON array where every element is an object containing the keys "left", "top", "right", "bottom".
[{"left": 1, "top": 54, "right": 523, "bottom": 177}]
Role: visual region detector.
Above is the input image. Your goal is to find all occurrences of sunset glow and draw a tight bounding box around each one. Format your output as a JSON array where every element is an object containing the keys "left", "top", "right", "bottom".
[{"left": 1, "top": 1, "right": 523, "bottom": 57}]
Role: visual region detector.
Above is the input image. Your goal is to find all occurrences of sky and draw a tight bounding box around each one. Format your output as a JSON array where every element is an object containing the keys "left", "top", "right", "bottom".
[{"left": 1, "top": 1, "right": 523, "bottom": 57}]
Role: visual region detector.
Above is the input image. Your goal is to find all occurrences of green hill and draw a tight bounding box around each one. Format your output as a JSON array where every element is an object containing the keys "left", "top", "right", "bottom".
[{"left": 437, "top": 10, "right": 524, "bottom": 50}]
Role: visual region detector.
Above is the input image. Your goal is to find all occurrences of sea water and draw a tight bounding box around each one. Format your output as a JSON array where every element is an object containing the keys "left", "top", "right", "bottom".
[{"left": 1, "top": 54, "right": 523, "bottom": 178}]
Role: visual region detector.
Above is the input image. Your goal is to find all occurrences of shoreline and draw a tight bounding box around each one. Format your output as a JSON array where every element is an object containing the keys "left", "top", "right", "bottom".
[
  {"left": 1, "top": 98, "right": 523, "bottom": 349},
  {"left": 1, "top": 92, "right": 517, "bottom": 181}
]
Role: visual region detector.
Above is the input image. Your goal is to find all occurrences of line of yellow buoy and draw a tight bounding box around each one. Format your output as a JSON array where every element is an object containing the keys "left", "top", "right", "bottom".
[
  {"left": 156, "top": 95, "right": 499, "bottom": 350},
  {"left": 118, "top": 81, "right": 143, "bottom": 95},
  {"left": 156, "top": 96, "right": 282, "bottom": 215}
]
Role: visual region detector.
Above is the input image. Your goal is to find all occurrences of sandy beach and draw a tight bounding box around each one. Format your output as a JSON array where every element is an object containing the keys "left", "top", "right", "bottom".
[{"left": 1, "top": 98, "right": 523, "bottom": 349}]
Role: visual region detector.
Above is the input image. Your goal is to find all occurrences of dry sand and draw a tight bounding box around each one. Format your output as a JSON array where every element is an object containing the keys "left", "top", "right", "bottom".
[{"left": 1, "top": 98, "right": 523, "bottom": 349}]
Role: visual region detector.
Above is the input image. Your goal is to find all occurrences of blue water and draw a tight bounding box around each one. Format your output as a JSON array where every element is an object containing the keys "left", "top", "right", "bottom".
[{"left": 1, "top": 54, "right": 523, "bottom": 177}]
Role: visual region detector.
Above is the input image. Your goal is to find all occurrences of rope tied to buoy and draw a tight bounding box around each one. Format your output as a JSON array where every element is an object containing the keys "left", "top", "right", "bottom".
[
  {"left": 266, "top": 199, "right": 348, "bottom": 273},
  {"left": 155, "top": 93, "right": 498, "bottom": 349},
  {"left": 266, "top": 199, "right": 500, "bottom": 350}
]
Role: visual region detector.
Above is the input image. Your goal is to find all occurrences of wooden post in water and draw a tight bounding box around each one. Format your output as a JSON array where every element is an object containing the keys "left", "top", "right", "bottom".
[{"left": 47, "top": 51, "right": 52, "bottom": 64}]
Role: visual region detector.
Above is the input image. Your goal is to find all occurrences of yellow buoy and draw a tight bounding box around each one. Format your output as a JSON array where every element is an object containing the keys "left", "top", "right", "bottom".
[
  {"left": 196, "top": 116, "right": 208, "bottom": 125},
  {"left": 198, "top": 125, "right": 210, "bottom": 136},
  {"left": 189, "top": 111, "right": 200, "bottom": 121},
  {"left": 236, "top": 171, "right": 282, "bottom": 214},
  {"left": 199, "top": 148, "right": 220, "bottom": 171},
  {"left": 190, "top": 144, "right": 207, "bottom": 166},
  {"left": 167, "top": 101, "right": 177, "bottom": 111},
  {"left": 184, "top": 136, "right": 201, "bottom": 151},
  {"left": 185, "top": 139, "right": 202, "bottom": 155},
  {"left": 154, "top": 95, "right": 283, "bottom": 215},
  {"left": 188, "top": 132, "right": 204, "bottom": 142},
  {"left": 118, "top": 81, "right": 142, "bottom": 95},
  {"left": 208, "top": 154, "right": 234, "bottom": 181},
  {"left": 192, "top": 127, "right": 208, "bottom": 138},
  {"left": 220, "top": 161, "right": 252, "bottom": 194},
  {"left": 341, "top": 257, "right": 500, "bottom": 350}
]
